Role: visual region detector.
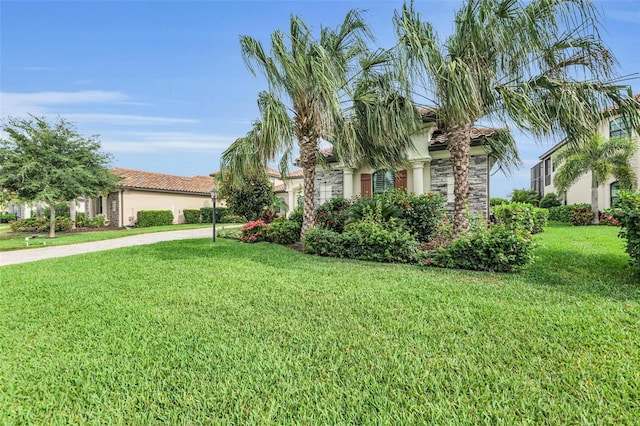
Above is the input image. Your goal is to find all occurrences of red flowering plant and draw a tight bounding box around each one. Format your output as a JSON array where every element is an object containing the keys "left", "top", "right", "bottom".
[
  {"left": 313, "top": 197, "right": 353, "bottom": 233},
  {"left": 240, "top": 219, "right": 268, "bottom": 243}
]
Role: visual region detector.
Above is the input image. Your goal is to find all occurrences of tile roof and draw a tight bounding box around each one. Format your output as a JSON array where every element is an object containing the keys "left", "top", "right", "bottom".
[
  {"left": 430, "top": 127, "right": 496, "bottom": 145},
  {"left": 284, "top": 169, "right": 304, "bottom": 178},
  {"left": 112, "top": 168, "right": 215, "bottom": 194},
  {"left": 274, "top": 183, "right": 287, "bottom": 192}
]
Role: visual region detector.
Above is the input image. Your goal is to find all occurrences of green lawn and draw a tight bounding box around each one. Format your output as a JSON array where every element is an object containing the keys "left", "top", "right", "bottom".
[
  {"left": 0, "top": 223, "right": 219, "bottom": 252},
  {"left": 1, "top": 223, "right": 638, "bottom": 423}
]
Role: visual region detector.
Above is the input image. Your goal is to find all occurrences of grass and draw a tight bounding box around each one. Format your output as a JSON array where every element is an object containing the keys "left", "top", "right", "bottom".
[
  {"left": 1, "top": 222, "right": 638, "bottom": 423},
  {"left": 0, "top": 222, "right": 244, "bottom": 252}
]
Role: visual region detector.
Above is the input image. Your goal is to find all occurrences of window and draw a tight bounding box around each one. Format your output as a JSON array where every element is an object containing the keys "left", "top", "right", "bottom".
[
  {"left": 610, "top": 181, "right": 620, "bottom": 207},
  {"left": 609, "top": 117, "right": 630, "bottom": 139},
  {"left": 96, "top": 196, "right": 103, "bottom": 215},
  {"left": 531, "top": 162, "right": 543, "bottom": 197},
  {"left": 544, "top": 158, "right": 551, "bottom": 186},
  {"left": 319, "top": 184, "right": 332, "bottom": 205},
  {"left": 372, "top": 170, "right": 395, "bottom": 194}
]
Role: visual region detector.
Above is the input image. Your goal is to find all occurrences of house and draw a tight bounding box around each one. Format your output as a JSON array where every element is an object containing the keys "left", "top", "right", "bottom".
[
  {"left": 531, "top": 96, "right": 640, "bottom": 209},
  {"left": 87, "top": 168, "right": 216, "bottom": 227},
  {"left": 275, "top": 115, "right": 499, "bottom": 217}
]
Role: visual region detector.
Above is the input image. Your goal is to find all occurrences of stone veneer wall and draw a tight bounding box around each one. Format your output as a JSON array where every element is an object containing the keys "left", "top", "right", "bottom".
[
  {"left": 314, "top": 170, "right": 344, "bottom": 207},
  {"left": 430, "top": 155, "right": 489, "bottom": 216},
  {"left": 107, "top": 192, "right": 120, "bottom": 227}
]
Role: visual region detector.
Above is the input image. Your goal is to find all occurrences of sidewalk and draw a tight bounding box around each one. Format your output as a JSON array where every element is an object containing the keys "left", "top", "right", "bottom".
[{"left": 0, "top": 228, "right": 215, "bottom": 267}]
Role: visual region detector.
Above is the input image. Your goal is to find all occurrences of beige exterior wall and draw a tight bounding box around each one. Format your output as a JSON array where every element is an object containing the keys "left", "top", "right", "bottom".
[
  {"left": 119, "top": 190, "right": 214, "bottom": 226},
  {"left": 541, "top": 115, "right": 639, "bottom": 210}
]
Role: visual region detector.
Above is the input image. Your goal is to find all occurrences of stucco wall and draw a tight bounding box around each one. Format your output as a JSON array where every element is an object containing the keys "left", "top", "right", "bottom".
[{"left": 119, "top": 190, "right": 213, "bottom": 226}]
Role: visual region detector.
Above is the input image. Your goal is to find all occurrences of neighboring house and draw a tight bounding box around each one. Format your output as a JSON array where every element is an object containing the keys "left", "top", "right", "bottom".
[
  {"left": 275, "top": 114, "right": 499, "bottom": 217},
  {"left": 531, "top": 96, "right": 640, "bottom": 209},
  {"left": 87, "top": 168, "right": 216, "bottom": 227}
]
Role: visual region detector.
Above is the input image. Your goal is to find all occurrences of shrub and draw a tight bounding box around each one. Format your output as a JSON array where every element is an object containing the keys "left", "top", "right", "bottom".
[
  {"left": 76, "top": 212, "right": 106, "bottom": 228},
  {"left": 240, "top": 220, "right": 268, "bottom": 243},
  {"left": 427, "top": 224, "right": 535, "bottom": 272},
  {"left": 539, "top": 193, "right": 562, "bottom": 209},
  {"left": 266, "top": 217, "right": 301, "bottom": 245},
  {"left": 492, "top": 202, "right": 535, "bottom": 232},
  {"left": 0, "top": 213, "right": 17, "bottom": 223},
  {"left": 288, "top": 207, "right": 303, "bottom": 228},
  {"left": 183, "top": 209, "right": 201, "bottom": 224},
  {"left": 314, "top": 197, "right": 353, "bottom": 233},
  {"left": 42, "top": 202, "right": 71, "bottom": 219},
  {"left": 348, "top": 198, "right": 403, "bottom": 225},
  {"left": 600, "top": 209, "right": 620, "bottom": 226},
  {"left": 612, "top": 191, "right": 640, "bottom": 268},
  {"left": 304, "top": 220, "right": 419, "bottom": 263},
  {"left": 510, "top": 188, "right": 540, "bottom": 206},
  {"left": 137, "top": 210, "right": 174, "bottom": 227},
  {"left": 571, "top": 205, "right": 593, "bottom": 226},
  {"left": 548, "top": 204, "right": 591, "bottom": 223},
  {"left": 10, "top": 216, "right": 73, "bottom": 232},
  {"left": 532, "top": 208, "right": 549, "bottom": 234},
  {"left": 490, "top": 197, "right": 509, "bottom": 207},
  {"left": 200, "top": 207, "right": 230, "bottom": 224},
  {"left": 224, "top": 214, "right": 245, "bottom": 224},
  {"left": 400, "top": 192, "right": 447, "bottom": 242}
]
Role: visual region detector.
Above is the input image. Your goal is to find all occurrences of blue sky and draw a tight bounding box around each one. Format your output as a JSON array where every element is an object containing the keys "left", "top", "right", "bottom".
[{"left": 1, "top": 0, "right": 638, "bottom": 197}]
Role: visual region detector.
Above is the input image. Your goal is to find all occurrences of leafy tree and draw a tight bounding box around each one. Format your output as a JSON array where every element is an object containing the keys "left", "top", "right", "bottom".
[
  {"left": 510, "top": 189, "right": 540, "bottom": 206},
  {"left": 217, "top": 168, "right": 274, "bottom": 221},
  {"left": 221, "top": 11, "right": 418, "bottom": 235},
  {"left": 553, "top": 134, "right": 637, "bottom": 224},
  {"left": 395, "top": 0, "right": 640, "bottom": 234},
  {"left": 0, "top": 116, "right": 118, "bottom": 237}
]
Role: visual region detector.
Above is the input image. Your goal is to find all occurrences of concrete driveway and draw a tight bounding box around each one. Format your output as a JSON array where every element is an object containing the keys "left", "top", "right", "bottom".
[{"left": 0, "top": 228, "right": 215, "bottom": 267}]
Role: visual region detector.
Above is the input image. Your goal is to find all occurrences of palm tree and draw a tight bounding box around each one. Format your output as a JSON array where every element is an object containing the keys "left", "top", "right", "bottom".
[
  {"left": 395, "top": 0, "right": 640, "bottom": 234},
  {"left": 221, "top": 11, "right": 419, "bottom": 235},
  {"left": 554, "top": 134, "right": 637, "bottom": 224}
]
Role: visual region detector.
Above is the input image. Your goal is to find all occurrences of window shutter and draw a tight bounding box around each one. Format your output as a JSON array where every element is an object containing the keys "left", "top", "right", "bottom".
[
  {"left": 361, "top": 173, "right": 372, "bottom": 198},
  {"left": 395, "top": 170, "right": 407, "bottom": 190}
]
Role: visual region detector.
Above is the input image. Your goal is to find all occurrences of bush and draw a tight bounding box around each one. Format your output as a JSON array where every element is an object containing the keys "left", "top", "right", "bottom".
[
  {"left": 137, "top": 210, "right": 174, "bottom": 227},
  {"left": 492, "top": 202, "right": 535, "bottom": 232},
  {"left": 571, "top": 205, "right": 593, "bottom": 226},
  {"left": 183, "top": 209, "right": 201, "bottom": 224},
  {"left": 42, "top": 202, "right": 71, "bottom": 219},
  {"left": 0, "top": 213, "right": 17, "bottom": 223},
  {"left": 612, "top": 191, "right": 640, "bottom": 268},
  {"left": 314, "top": 197, "right": 353, "bottom": 233},
  {"left": 266, "top": 217, "right": 301, "bottom": 245},
  {"left": 600, "top": 209, "right": 620, "bottom": 226},
  {"left": 400, "top": 192, "right": 447, "bottom": 242},
  {"left": 490, "top": 197, "right": 509, "bottom": 207},
  {"left": 76, "top": 212, "right": 106, "bottom": 228},
  {"left": 199, "top": 207, "right": 230, "bottom": 224},
  {"left": 224, "top": 214, "right": 245, "bottom": 224},
  {"left": 539, "top": 193, "right": 562, "bottom": 209},
  {"left": 427, "top": 224, "right": 535, "bottom": 272},
  {"left": 510, "top": 188, "right": 540, "bottom": 206},
  {"left": 348, "top": 198, "right": 403, "bottom": 225},
  {"left": 10, "top": 216, "right": 73, "bottom": 232},
  {"left": 240, "top": 220, "right": 268, "bottom": 243},
  {"left": 304, "top": 220, "right": 419, "bottom": 263},
  {"left": 548, "top": 204, "right": 591, "bottom": 223},
  {"left": 532, "top": 208, "right": 549, "bottom": 234},
  {"left": 288, "top": 207, "right": 303, "bottom": 228}
]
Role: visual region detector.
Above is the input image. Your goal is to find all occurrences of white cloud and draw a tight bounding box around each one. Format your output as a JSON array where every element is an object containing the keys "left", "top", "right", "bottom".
[
  {"left": 0, "top": 90, "right": 129, "bottom": 116},
  {"left": 65, "top": 113, "right": 198, "bottom": 126},
  {"left": 102, "top": 132, "right": 234, "bottom": 154}
]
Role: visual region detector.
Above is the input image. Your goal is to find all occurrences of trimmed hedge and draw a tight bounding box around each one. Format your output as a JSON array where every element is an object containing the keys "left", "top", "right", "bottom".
[
  {"left": 266, "top": 217, "right": 301, "bottom": 245},
  {"left": 183, "top": 209, "right": 201, "bottom": 224},
  {"left": 304, "top": 221, "right": 419, "bottom": 263},
  {"left": 548, "top": 204, "right": 591, "bottom": 223},
  {"left": 0, "top": 213, "right": 17, "bottom": 223},
  {"left": 492, "top": 202, "right": 547, "bottom": 234},
  {"left": 136, "top": 210, "right": 174, "bottom": 228},
  {"left": 200, "top": 207, "right": 230, "bottom": 224}
]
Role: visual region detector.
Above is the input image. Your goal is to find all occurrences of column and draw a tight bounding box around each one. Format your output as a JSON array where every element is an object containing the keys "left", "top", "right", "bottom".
[
  {"left": 343, "top": 168, "right": 354, "bottom": 199},
  {"left": 411, "top": 161, "right": 425, "bottom": 195}
]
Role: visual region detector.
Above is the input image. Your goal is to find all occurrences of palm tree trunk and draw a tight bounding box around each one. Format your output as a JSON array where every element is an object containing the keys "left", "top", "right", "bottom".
[
  {"left": 49, "top": 204, "right": 56, "bottom": 238},
  {"left": 591, "top": 171, "right": 600, "bottom": 225},
  {"left": 447, "top": 123, "right": 472, "bottom": 235},
  {"left": 299, "top": 137, "right": 318, "bottom": 235}
]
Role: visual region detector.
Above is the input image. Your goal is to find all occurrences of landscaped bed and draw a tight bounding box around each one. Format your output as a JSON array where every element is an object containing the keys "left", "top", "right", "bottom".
[{"left": 1, "top": 223, "right": 638, "bottom": 423}]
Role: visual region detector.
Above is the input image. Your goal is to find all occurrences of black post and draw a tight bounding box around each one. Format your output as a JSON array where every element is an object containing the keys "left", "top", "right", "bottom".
[{"left": 212, "top": 195, "right": 216, "bottom": 243}]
